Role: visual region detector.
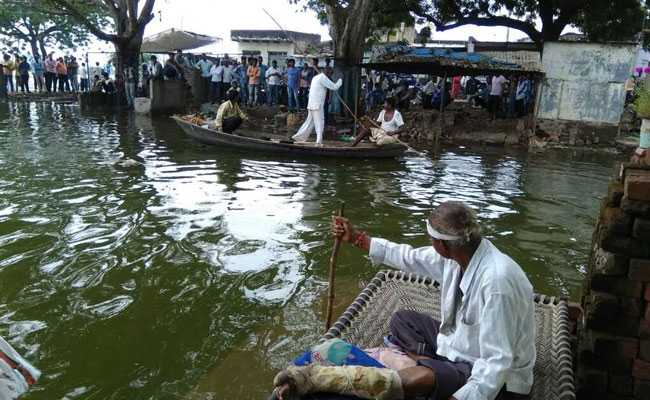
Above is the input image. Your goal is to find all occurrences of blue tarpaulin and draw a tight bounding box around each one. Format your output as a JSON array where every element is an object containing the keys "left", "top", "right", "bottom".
[{"left": 362, "top": 45, "right": 540, "bottom": 76}]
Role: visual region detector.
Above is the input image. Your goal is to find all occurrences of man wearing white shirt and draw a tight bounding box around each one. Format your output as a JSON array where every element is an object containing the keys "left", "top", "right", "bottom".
[
  {"left": 265, "top": 60, "right": 281, "bottom": 106},
  {"left": 292, "top": 67, "right": 342, "bottom": 145},
  {"left": 209, "top": 60, "right": 224, "bottom": 103},
  {"left": 272, "top": 201, "right": 535, "bottom": 400},
  {"left": 222, "top": 60, "right": 234, "bottom": 91},
  {"left": 489, "top": 75, "right": 508, "bottom": 120}
]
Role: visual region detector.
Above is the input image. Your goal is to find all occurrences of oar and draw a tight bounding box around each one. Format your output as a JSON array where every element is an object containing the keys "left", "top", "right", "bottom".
[
  {"left": 334, "top": 91, "right": 427, "bottom": 156},
  {"left": 325, "top": 202, "right": 345, "bottom": 331}
]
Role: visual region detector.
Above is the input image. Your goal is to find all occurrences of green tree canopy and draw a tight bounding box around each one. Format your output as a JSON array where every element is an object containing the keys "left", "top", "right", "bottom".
[
  {"left": 415, "top": 0, "right": 646, "bottom": 49},
  {"left": 0, "top": 0, "right": 109, "bottom": 59}
]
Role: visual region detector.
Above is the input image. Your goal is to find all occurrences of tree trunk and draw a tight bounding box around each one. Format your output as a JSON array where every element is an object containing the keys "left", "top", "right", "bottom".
[
  {"left": 114, "top": 33, "right": 143, "bottom": 105},
  {"left": 29, "top": 39, "right": 40, "bottom": 60},
  {"left": 38, "top": 39, "right": 47, "bottom": 60}
]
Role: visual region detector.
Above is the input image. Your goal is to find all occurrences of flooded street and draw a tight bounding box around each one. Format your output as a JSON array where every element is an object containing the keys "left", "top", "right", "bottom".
[{"left": 0, "top": 102, "right": 616, "bottom": 399}]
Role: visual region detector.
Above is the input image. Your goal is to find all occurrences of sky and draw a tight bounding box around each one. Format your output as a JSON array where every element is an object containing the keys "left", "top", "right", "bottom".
[{"left": 87, "top": 0, "right": 535, "bottom": 56}]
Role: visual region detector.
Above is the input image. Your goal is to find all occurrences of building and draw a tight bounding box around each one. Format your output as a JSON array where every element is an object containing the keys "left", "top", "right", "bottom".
[
  {"left": 230, "top": 30, "right": 321, "bottom": 66},
  {"left": 374, "top": 23, "right": 417, "bottom": 44},
  {"left": 536, "top": 41, "right": 637, "bottom": 144}
]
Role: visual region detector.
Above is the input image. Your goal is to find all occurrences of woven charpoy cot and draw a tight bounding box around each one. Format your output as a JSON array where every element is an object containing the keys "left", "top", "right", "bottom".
[{"left": 322, "top": 270, "right": 575, "bottom": 400}]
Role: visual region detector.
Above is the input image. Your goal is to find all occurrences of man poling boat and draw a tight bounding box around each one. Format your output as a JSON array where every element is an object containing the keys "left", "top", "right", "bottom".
[
  {"left": 270, "top": 201, "right": 536, "bottom": 400},
  {"left": 292, "top": 67, "right": 343, "bottom": 146}
]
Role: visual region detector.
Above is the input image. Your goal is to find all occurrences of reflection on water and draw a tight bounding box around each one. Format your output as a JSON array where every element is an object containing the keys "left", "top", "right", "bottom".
[{"left": 0, "top": 102, "right": 616, "bottom": 399}]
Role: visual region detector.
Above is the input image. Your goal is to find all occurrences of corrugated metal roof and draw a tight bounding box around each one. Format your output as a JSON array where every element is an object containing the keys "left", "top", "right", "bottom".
[
  {"left": 363, "top": 45, "right": 543, "bottom": 76},
  {"left": 231, "top": 30, "right": 321, "bottom": 45}
]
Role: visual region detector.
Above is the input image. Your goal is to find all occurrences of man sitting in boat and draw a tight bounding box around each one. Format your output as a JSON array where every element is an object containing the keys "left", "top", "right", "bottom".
[
  {"left": 271, "top": 201, "right": 535, "bottom": 400},
  {"left": 351, "top": 97, "right": 404, "bottom": 147},
  {"left": 215, "top": 89, "right": 247, "bottom": 134}
]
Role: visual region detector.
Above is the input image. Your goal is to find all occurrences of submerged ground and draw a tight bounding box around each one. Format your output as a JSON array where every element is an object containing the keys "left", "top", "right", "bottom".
[{"left": 0, "top": 101, "right": 616, "bottom": 399}]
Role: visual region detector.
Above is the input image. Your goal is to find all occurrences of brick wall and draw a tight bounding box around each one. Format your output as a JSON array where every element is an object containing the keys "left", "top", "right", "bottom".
[{"left": 579, "top": 164, "right": 650, "bottom": 400}]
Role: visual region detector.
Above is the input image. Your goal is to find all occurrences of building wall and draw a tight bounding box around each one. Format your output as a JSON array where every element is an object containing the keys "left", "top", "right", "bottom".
[
  {"left": 235, "top": 42, "right": 295, "bottom": 64},
  {"left": 537, "top": 42, "right": 636, "bottom": 124}
]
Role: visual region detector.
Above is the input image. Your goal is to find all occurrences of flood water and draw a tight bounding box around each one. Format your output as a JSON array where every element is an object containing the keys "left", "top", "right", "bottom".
[{"left": 0, "top": 101, "right": 617, "bottom": 399}]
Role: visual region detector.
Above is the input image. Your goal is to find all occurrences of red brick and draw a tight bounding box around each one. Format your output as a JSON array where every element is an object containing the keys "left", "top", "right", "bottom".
[
  {"left": 593, "top": 246, "right": 629, "bottom": 276},
  {"left": 621, "top": 198, "right": 650, "bottom": 218},
  {"left": 630, "top": 259, "right": 650, "bottom": 282},
  {"left": 601, "top": 206, "right": 633, "bottom": 236},
  {"left": 634, "top": 218, "right": 650, "bottom": 241},
  {"left": 643, "top": 319, "right": 650, "bottom": 339},
  {"left": 635, "top": 378, "right": 650, "bottom": 400},
  {"left": 645, "top": 285, "right": 650, "bottom": 301},
  {"left": 625, "top": 171, "right": 650, "bottom": 202},
  {"left": 591, "top": 275, "right": 643, "bottom": 298},
  {"left": 641, "top": 340, "right": 650, "bottom": 362},
  {"left": 600, "top": 232, "right": 650, "bottom": 259},
  {"left": 609, "top": 374, "right": 634, "bottom": 396},
  {"left": 633, "top": 358, "right": 650, "bottom": 380},
  {"left": 607, "top": 181, "right": 625, "bottom": 207}
]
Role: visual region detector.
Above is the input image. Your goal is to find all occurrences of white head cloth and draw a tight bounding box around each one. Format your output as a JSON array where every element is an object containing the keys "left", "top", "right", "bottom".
[{"left": 425, "top": 219, "right": 462, "bottom": 241}]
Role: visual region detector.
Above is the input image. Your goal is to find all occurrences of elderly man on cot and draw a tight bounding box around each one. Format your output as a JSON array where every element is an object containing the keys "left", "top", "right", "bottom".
[{"left": 271, "top": 201, "right": 535, "bottom": 400}]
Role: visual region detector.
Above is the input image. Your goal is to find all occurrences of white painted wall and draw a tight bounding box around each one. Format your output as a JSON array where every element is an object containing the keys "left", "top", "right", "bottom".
[
  {"left": 234, "top": 41, "right": 295, "bottom": 63},
  {"left": 537, "top": 42, "right": 637, "bottom": 124}
]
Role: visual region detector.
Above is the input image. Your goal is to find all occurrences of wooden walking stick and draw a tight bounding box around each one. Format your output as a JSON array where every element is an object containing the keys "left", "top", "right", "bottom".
[{"left": 325, "top": 202, "right": 345, "bottom": 330}]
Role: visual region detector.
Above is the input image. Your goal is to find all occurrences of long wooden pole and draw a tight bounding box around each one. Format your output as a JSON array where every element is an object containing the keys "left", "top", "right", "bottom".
[{"left": 325, "top": 203, "right": 345, "bottom": 330}]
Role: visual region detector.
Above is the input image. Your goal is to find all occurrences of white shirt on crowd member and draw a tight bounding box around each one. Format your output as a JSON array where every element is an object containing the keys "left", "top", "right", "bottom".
[
  {"left": 490, "top": 75, "right": 508, "bottom": 96},
  {"left": 196, "top": 58, "right": 213, "bottom": 78},
  {"left": 307, "top": 72, "right": 342, "bottom": 110},
  {"left": 222, "top": 65, "right": 234, "bottom": 84},
  {"left": 369, "top": 237, "right": 536, "bottom": 400},
  {"left": 266, "top": 66, "right": 281, "bottom": 86},
  {"left": 210, "top": 63, "right": 224, "bottom": 83}
]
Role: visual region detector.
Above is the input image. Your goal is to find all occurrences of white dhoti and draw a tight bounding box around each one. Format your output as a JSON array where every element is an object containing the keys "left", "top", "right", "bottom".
[
  {"left": 370, "top": 127, "right": 399, "bottom": 146},
  {"left": 292, "top": 108, "right": 325, "bottom": 144}
]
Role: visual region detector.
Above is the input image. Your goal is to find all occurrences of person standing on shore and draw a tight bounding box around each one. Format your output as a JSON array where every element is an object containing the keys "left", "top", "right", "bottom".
[
  {"left": 68, "top": 56, "right": 79, "bottom": 92},
  {"left": 292, "top": 66, "right": 342, "bottom": 145},
  {"left": 33, "top": 57, "right": 44, "bottom": 92},
  {"left": 235, "top": 56, "right": 248, "bottom": 105},
  {"left": 285, "top": 59, "right": 300, "bottom": 112},
  {"left": 222, "top": 60, "right": 234, "bottom": 96},
  {"left": 56, "top": 57, "right": 68, "bottom": 92},
  {"left": 488, "top": 75, "right": 508, "bottom": 121},
  {"left": 17, "top": 57, "right": 31, "bottom": 93},
  {"left": 80, "top": 62, "right": 90, "bottom": 92},
  {"left": 258, "top": 56, "right": 268, "bottom": 105},
  {"left": 246, "top": 57, "right": 260, "bottom": 107},
  {"left": 3, "top": 54, "right": 15, "bottom": 93},
  {"left": 209, "top": 59, "right": 224, "bottom": 103},
  {"left": 265, "top": 60, "right": 281, "bottom": 106},
  {"left": 44, "top": 54, "right": 57, "bottom": 92}
]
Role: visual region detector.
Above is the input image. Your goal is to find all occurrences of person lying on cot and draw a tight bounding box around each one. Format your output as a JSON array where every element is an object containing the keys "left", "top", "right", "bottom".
[
  {"left": 271, "top": 201, "right": 536, "bottom": 400},
  {"left": 214, "top": 89, "right": 247, "bottom": 134},
  {"left": 351, "top": 98, "right": 404, "bottom": 147}
]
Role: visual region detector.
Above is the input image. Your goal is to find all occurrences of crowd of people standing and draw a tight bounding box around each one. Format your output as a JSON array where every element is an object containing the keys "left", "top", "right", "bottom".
[
  {"left": 0, "top": 52, "right": 117, "bottom": 95},
  {"left": 142, "top": 51, "right": 330, "bottom": 113},
  {"left": 364, "top": 71, "right": 536, "bottom": 120}
]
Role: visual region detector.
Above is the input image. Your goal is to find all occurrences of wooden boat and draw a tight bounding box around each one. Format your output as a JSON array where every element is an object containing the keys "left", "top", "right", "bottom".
[{"left": 172, "top": 116, "right": 406, "bottom": 159}]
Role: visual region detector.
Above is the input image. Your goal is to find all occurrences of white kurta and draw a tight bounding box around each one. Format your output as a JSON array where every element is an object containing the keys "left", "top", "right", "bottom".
[
  {"left": 293, "top": 73, "right": 342, "bottom": 144},
  {"left": 0, "top": 335, "right": 40, "bottom": 400},
  {"left": 369, "top": 238, "right": 536, "bottom": 400}
]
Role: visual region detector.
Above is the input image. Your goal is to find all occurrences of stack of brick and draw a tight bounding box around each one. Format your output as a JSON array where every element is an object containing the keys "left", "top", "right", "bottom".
[{"left": 579, "top": 164, "right": 650, "bottom": 399}]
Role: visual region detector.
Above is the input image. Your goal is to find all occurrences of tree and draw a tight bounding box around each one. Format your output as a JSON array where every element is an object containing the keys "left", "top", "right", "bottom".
[
  {"left": 415, "top": 0, "right": 645, "bottom": 50},
  {"left": 417, "top": 26, "right": 432, "bottom": 47},
  {"left": 46, "top": 0, "right": 156, "bottom": 99},
  {"left": 0, "top": 1, "right": 108, "bottom": 60},
  {"left": 291, "top": 0, "right": 421, "bottom": 110}
]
